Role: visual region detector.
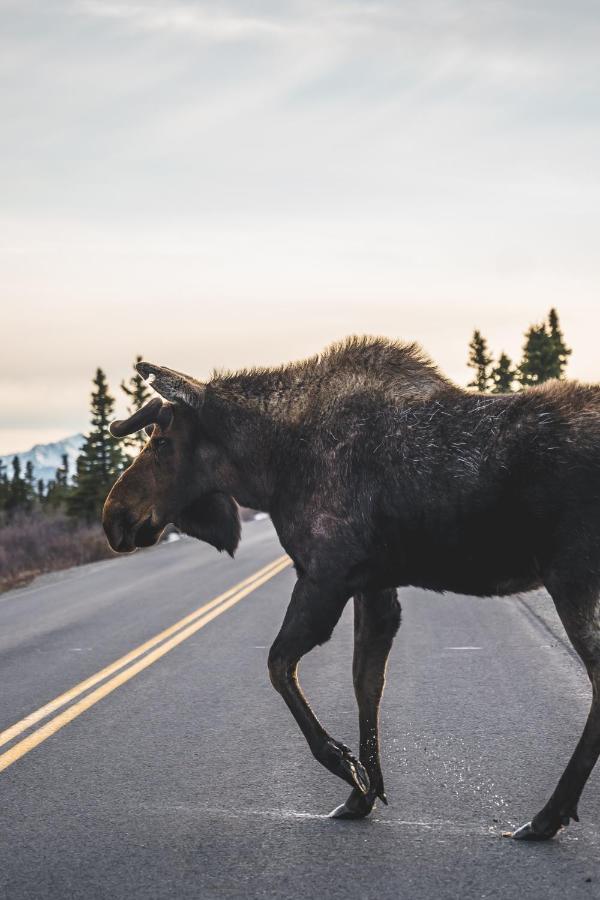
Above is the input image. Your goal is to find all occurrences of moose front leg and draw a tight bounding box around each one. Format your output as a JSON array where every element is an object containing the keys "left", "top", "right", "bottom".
[
  {"left": 268, "top": 577, "right": 370, "bottom": 800},
  {"left": 330, "top": 588, "right": 401, "bottom": 819}
]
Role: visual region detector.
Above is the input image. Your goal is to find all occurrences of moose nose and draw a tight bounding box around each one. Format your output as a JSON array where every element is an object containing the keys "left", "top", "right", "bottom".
[{"left": 102, "top": 505, "right": 136, "bottom": 553}]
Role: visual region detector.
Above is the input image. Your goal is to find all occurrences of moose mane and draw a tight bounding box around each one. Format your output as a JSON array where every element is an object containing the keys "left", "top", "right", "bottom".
[{"left": 207, "top": 336, "right": 456, "bottom": 423}]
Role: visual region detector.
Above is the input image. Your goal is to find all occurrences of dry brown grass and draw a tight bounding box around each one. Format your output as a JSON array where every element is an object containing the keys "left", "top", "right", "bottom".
[
  {"left": 0, "top": 506, "right": 262, "bottom": 594},
  {"left": 0, "top": 511, "right": 116, "bottom": 593}
]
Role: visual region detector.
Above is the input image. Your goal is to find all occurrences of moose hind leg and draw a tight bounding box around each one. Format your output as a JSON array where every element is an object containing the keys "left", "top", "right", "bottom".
[
  {"left": 268, "top": 578, "right": 370, "bottom": 802},
  {"left": 513, "top": 584, "right": 600, "bottom": 841},
  {"left": 331, "top": 588, "right": 401, "bottom": 819}
]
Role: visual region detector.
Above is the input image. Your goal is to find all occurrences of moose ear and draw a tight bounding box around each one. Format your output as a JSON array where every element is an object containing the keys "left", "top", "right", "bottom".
[
  {"left": 175, "top": 493, "right": 241, "bottom": 557},
  {"left": 136, "top": 362, "right": 205, "bottom": 409}
]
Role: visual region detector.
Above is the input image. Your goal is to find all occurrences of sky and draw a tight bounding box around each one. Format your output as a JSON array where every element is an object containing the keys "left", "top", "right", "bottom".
[{"left": 1, "top": 0, "right": 599, "bottom": 454}]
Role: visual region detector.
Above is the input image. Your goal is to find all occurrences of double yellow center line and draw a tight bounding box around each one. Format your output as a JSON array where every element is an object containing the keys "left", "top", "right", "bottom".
[{"left": 0, "top": 554, "right": 291, "bottom": 773}]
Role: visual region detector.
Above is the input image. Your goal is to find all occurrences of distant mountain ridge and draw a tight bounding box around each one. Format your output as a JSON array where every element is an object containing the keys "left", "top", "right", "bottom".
[{"left": 0, "top": 434, "right": 85, "bottom": 485}]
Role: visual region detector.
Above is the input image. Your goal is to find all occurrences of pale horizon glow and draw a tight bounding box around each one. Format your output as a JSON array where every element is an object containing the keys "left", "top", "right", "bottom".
[{"left": 1, "top": 1, "right": 600, "bottom": 454}]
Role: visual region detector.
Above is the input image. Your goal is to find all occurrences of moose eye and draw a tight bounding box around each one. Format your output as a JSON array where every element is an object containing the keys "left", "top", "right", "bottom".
[{"left": 153, "top": 437, "right": 169, "bottom": 452}]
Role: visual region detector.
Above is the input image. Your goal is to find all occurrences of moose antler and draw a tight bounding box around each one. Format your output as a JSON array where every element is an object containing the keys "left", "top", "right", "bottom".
[{"left": 109, "top": 397, "right": 174, "bottom": 437}]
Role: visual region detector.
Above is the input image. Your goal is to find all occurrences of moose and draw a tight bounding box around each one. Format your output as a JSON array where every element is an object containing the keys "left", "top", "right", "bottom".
[{"left": 103, "top": 336, "right": 600, "bottom": 840}]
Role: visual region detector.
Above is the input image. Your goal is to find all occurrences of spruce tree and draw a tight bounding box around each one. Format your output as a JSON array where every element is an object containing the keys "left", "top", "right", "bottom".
[
  {"left": 518, "top": 322, "right": 559, "bottom": 387},
  {"left": 47, "top": 453, "right": 71, "bottom": 509},
  {"left": 467, "top": 330, "right": 493, "bottom": 392},
  {"left": 24, "top": 460, "right": 36, "bottom": 510},
  {"left": 68, "top": 369, "right": 128, "bottom": 522},
  {"left": 44, "top": 479, "right": 56, "bottom": 506},
  {"left": 60, "top": 453, "right": 69, "bottom": 485},
  {"left": 121, "top": 355, "right": 151, "bottom": 452},
  {"left": 491, "top": 353, "right": 515, "bottom": 394},
  {"left": 5, "top": 457, "right": 27, "bottom": 515},
  {"left": 0, "top": 459, "right": 8, "bottom": 514},
  {"left": 548, "top": 308, "right": 571, "bottom": 379}
]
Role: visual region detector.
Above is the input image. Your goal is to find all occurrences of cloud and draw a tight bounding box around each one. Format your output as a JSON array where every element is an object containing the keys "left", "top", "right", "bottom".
[
  {"left": 78, "top": 0, "right": 291, "bottom": 41},
  {"left": 1, "top": 0, "right": 600, "bottom": 447}
]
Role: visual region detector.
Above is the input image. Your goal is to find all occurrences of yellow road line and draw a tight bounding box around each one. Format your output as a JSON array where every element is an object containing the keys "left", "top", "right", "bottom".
[
  {"left": 0, "top": 555, "right": 290, "bottom": 753},
  {"left": 0, "top": 556, "right": 292, "bottom": 773}
]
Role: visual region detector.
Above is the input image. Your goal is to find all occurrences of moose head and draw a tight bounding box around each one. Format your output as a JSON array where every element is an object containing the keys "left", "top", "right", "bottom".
[{"left": 102, "top": 363, "right": 241, "bottom": 557}]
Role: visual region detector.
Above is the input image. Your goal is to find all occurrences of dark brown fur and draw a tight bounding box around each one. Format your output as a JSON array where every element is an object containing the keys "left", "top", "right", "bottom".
[{"left": 103, "top": 336, "right": 600, "bottom": 838}]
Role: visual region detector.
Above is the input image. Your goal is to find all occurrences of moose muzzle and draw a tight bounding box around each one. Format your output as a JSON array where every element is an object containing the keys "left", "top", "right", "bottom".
[{"left": 102, "top": 502, "right": 163, "bottom": 553}]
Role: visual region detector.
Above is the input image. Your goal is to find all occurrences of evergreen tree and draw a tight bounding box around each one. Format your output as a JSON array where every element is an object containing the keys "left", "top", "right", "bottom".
[
  {"left": 518, "top": 322, "right": 559, "bottom": 387},
  {"left": 0, "top": 459, "right": 8, "bottom": 514},
  {"left": 11, "top": 456, "right": 21, "bottom": 482},
  {"left": 518, "top": 310, "right": 571, "bottom": 388},
  {"left": 548, "top": 308, "right": 571, "bottom": 379},
  {"left": 491, "top": 352, "right": 516, "bottom": 394},
  {"left": 5, "top": 456, "right": 27, "bottom": 515},
  {"left": 467, "top": 330, "right": 493, "bottom": 392},
  {"left": 37, "top": 479, "right": 46, "bottom": 503},
  {"left": 121, "top": 355, "right": 151, "bottom": 452},
  {"left": 44, "top": 479, "right": 56, "bottom": 506},
  {"left": 24, "top": 460, "right": 36, "bottom": 510},
  {"left": 46, "top": 453, "right": 71, "bottom": 509},
  {"left": 56, "top": 453, "right": 69, "bottom": 488},
  {"left": 68, "top": 369, "right": 128, "bottom": 522}
]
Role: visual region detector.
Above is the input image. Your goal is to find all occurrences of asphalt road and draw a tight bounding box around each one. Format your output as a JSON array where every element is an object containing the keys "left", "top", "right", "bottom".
[{"left": 0, "top": 518, "right": 599, "bottom": 899}]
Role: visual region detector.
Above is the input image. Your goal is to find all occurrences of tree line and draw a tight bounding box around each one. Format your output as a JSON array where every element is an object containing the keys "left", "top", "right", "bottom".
[
  {"left": 467, "top": 308, "right": 570, "bottom": 393},
  {"left": 0, "top": 357, "right": 151, "bottom": 524}
]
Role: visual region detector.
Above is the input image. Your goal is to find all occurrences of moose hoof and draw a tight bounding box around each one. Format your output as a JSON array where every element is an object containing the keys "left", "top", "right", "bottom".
[
  {"left": 321, "top": 740, "right": 370, "bottom": 795},
  {"left": 329, "top": 789, "right": 376, "bottom": 820},
  {"left": 511, "top": 806, "right": 578, "bottom": 841},
  {"left": 511, "top": 821, "right": 554, "bottom": 841},
  {"left": 329, "top": 782, "right": 388, "bottom": 819}
]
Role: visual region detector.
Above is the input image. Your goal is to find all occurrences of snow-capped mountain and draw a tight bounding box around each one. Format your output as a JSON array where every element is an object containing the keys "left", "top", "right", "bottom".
[{"left": 0, "top": 434, "right": 85, "bottom": 485}]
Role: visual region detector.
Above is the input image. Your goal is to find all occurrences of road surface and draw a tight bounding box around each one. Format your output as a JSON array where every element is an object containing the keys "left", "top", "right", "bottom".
[{"left": 0, "top": 518, "right": 598, "bottom": 899}]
